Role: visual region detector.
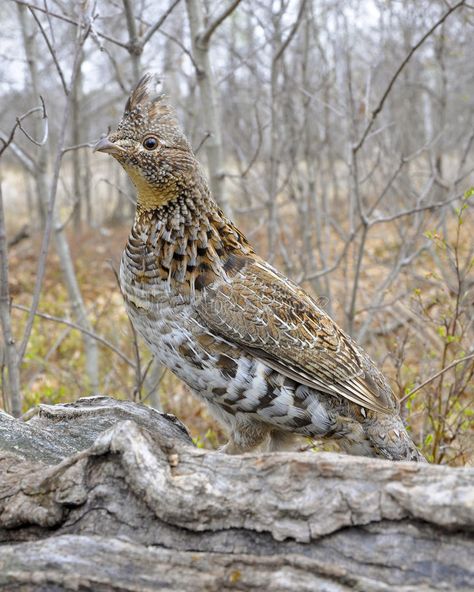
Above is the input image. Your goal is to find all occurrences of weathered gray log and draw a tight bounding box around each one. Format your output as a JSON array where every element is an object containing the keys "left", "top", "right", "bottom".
[
  {"left": 0, "top": 396, "right": 473, "bottom": 591},
  {"left": 0, "top": 395, "right": 191, "bottom": 464}
]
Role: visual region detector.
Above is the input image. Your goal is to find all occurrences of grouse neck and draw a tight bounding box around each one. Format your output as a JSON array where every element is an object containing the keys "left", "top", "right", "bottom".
[
  {"left": 134, "top": 184, "right": 221, "bottom": 235},
  {"left": 129, "top": 186, "right": 254, "bottom": 299}
]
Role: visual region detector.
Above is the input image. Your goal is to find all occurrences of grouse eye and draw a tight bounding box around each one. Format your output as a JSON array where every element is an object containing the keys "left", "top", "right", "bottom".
[{"left": 143, "top": 136, "right": 159, "bottom": 150}]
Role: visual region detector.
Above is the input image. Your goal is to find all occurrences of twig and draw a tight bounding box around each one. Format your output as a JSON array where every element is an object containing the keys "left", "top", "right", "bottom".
[
  {"left": 11, "top": 0, "right": 129, "bottom": 49},
  {"left": 304, "top": 190, "right": 463, "bottom": 282},
  {"left": 28, "top": 6, "right": 68, "bottom": 94},
  {"left": 140, "top": 0, "right": 182, "bottom": 47},
  {"left": 0, "top": 131, "right": 35, "bottom": 174},
  {"left": 158, "top": 28, "right": 199, "bottom": 72},
  {"left": 353, "top": 0, "right": 466, "bottom": 154},
  {"left": 400, "top": 352, "right": 474, "bottom": 403},
  {"left": 200, "top": 0, "right": 243, "bottom": 46},
  {"left": 193, "top": 132, "right": 211, "bottom": 154},
  {"left": 61, "top": 141, "right": 95, "bottom": 155},
  {"left": 13, "top": 304, "right": 135, "bottom": 369},
  {"left": 368, "top": 193, "right": 462, "bottom": 226},
  {"left": 0, "top": 103, "right": 47, "bottom": 159},
  {"left": 43, "top": 0, "right": 56, "bottom": 46},
  {"left": 273, "top": 0, "right": 307, "bottom": 64},
  {"left": 98, "top": 178, "right": 136, "bottom": 205},
  {"left": 241, "top": 107, "right": 264, "bottom": 178},
  {"left": 15, "top": 96, "right": 48, "bottom": 146},
  {"left": 7, "top": 225, "right": 30, "bottom": 248}
]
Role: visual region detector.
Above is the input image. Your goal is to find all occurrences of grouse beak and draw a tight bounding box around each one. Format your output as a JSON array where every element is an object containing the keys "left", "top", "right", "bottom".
[{"left": 93, "top": 137, "right": 124, "bottom": 156}]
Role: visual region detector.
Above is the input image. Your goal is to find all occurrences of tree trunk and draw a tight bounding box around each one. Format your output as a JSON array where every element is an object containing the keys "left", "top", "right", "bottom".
[
  {"left": 0, "top": 186, "right": 21, "bottom": 417},
  {"left": 71, "top": 57, "right": 83, "bottom": 232},
  {"left": 185, "top": 0, "right": 229, "bottom": 214},
  {"left": 17, "top": 3, "right": 49, "bottom": 229},
  {"left": 0, "top": 396, "right": 472, "bottom": 591}
]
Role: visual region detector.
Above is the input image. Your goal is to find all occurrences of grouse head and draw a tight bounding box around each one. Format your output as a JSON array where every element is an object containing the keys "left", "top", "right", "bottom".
[{"left": 94, "top": 74, "right": 197, "bottom": 210}]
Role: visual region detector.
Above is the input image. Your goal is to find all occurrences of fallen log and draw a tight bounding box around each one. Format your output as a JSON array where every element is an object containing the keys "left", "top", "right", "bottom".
[{"left": 0, "top": 395, "right": 472, "bottom": 591}]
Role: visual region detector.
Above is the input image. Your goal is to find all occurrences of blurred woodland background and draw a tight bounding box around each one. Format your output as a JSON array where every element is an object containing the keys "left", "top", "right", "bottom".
[{"left": 0, "top": 0, "right": 473, "bottom": 465}]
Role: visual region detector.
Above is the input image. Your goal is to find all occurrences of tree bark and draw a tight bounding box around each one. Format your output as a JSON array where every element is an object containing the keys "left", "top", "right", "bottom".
[
  {"left": 0, "top": 396, "right": 472, "bottom": 591},
  {"left": 71, "top": 55, "right": 83, "bottom": 232},
  {"left": 0, "top": 186, "right": 21, "bottom": 417},
  {"left": 17, "top": 3, "right": 49, "bottom": 229},
  {"left": 185, "top": 0, "right": 230, "bottom": 215},
  {"left": 52, "top": 220, "right": 100, "bottom": 391}
]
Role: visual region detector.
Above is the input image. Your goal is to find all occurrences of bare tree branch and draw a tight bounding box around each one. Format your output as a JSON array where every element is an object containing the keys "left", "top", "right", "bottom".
[
  {"left": 140, "top": 0, "right": 182, "bottom": 47},
  {"left": 28, "top": 6, "right": 68, "bottom": 94},
  {"left": 400, "top": 352, "right": 474, "bottom": 403},
  {"left": 11, "top": 0, "right": 129, "bottom": 49},
  {"left": 15, "top": 96, "right": 48, "bottom": 146},
  {"left": 61, "top": 142, "right": 95, "bottom": 155},
  {"left": 0, "top": 132, "right": 35, "bottom": 173},
  {"left": 200, "top": 0, "right": 243, "bottom": 46},
  {"left": 158, "top": 28, "right": 199, "bottom": 71},
  {"left": 0, "top": 102, "right": 47, "bottom": 159},
  {"left": 353, "top": 0, "right": 466, "bottom": 153},
  {"left": 273, "top": 0, "right": 307, "bottom": 64},
  {"left": 13, "top": 304, "right": 135, "bottom": 369}
]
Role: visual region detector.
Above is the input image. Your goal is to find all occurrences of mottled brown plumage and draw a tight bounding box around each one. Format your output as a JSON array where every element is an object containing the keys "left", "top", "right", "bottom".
[{"left": 95, "top": 75, "right": 425, "bottom": 461}]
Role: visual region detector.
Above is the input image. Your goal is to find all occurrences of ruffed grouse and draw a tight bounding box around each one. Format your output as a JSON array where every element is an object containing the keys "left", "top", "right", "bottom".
[{"left": 95, "top": 75, "right": 425, "bottom": 462}]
